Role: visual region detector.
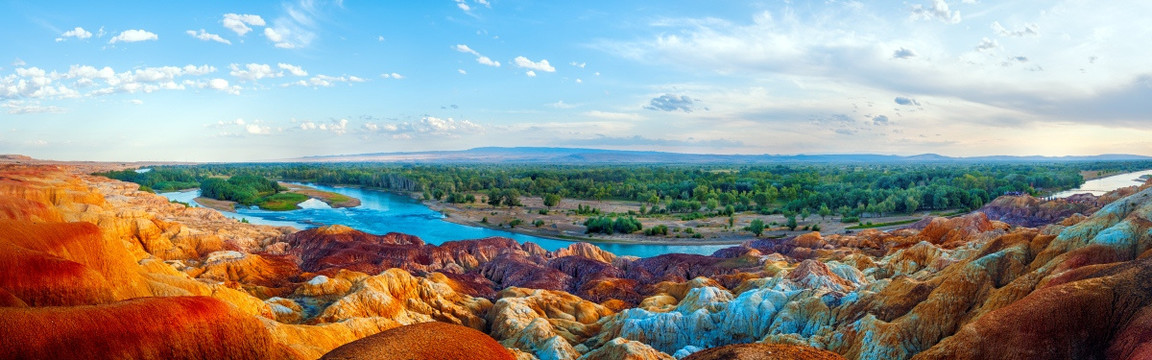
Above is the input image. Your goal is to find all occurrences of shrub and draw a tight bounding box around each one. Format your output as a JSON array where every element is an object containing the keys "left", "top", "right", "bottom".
[
  {"left": 644, "top": 224, "right": 669, "bottom": 236},
  {"left": 584, "top": 216, "right": 643, "bottom": 234}
]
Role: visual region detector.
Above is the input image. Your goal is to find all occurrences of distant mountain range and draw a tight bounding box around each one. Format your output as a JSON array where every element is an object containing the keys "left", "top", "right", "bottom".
[{"left": 281, "top": 147, "right": 1152, "bottom": 164}]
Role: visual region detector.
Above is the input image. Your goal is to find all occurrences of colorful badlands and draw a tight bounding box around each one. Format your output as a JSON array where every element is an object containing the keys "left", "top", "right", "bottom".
[{"left": 1, "top": 163, "right": 1151, "bottom": 359}]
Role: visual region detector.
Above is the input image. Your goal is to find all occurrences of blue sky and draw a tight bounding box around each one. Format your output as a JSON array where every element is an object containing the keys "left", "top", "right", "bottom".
[{"left": 2, "top": 0, "right": 1151, "bottom": 161}]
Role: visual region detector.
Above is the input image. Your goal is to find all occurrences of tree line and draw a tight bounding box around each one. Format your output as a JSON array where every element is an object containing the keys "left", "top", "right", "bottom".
[{"left": 100, "top": 160, "right": 1152, "bottom": 218}]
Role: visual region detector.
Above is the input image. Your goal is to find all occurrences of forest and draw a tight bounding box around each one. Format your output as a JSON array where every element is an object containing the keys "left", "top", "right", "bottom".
[{"left": 99, "top": 160, "right": 1152, "bottom": 219}]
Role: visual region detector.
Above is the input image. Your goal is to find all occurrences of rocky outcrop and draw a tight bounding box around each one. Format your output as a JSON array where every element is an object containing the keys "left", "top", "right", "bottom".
[
  {"left": 0, "top": 296, "right": 295, "bottom": 359},
  {"left": 319, "top": 321, "right": 515, "bottom": 360},
  {"left": 579, "top": 337, "right": 674, "bottom": 360},
  {"left": 681, "top": 343, "right": 845, "bottom": 360},
  {"left": 0, "top": 219, "right": 152, "bottom": 305},
  {"left": 977, "top": 195, "right": 1097, "bottom": 227},
  {"left": 489, "top": 287, "right": 615, "bottom": 359},
  {"left": 314, "top": 268, "right": 491, "bottom": 329}
]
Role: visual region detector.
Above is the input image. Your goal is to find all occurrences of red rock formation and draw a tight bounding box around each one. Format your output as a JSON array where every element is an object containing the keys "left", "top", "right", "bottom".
[
  {"left": 682, "top": 343, "right": 845, "bottom": 360},
  {"left": 914, "top": 257, "right": 1152, "bottom": 359},
  {"left": 553, "top": 241, "right": 617, "bottom": 263},
  {"left": 191, "top": 250, "right": 301, "bottom": 289},
  {"left": 0, "top": 193, "right": 61, "bottom": 222},
  {"left": 0, "top": 296, "right": 295, "bottom": 359},
  {"left": 978, "top": 195, "right": 1097, "bottom": 227},
  {"left": 319, "top": 321, "right": 515, "bottom": 360},
  {"left": 914, "top": 212, "right": 1003, "bottom": 248},
  {"left": 0, "top": 220, "right": 151, "bottom": 304}
]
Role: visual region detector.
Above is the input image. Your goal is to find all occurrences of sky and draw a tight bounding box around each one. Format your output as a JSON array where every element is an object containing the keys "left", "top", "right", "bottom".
[{"left": 1, "top": 0, "right": 1151, "bottom": 161}]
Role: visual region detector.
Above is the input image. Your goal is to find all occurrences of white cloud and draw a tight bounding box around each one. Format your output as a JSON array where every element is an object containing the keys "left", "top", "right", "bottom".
[
  {"left": 229, "top": 63, "right": 281, "bottom": 81},
  {"left": 975, "top": 37, "right": 998, "bottom": 52},
  {"left": 992, "top": 21, "right": 1039, "bottom": 37},
  {"left": 457, "top": 69, "right": 467, "bottom": 75},
  {"left": 513, "top": 56, "right": 556, "bottom": 72},
  {"left": 380, "top": 72, "right": 403, "bottom": 79},
  {"left": 130, "top": 99, "right": 143, "bottom": 105},
  {"left": 454, "top": 0, "right": 471, "bottom": 11},
  {"left": 476, "top": 56, "right": 500, "bottom": 67},
  {"left": 262, "top": 0, "right": 327, "bottom": 49},
  {"left": 298, "top": 118, "right": 348, "bottom": 134},
  {"left": 283, "top": 74, "right": 365, "bottom": 87},
  {"left": 212, "top": 118, "right": 273, "bottom": 136},
  {"left": 0, "top": 64, "right": 218, "bottom": 101},
  {"left": 56, "top": 27, "right": 92, "bottom": 42},
  {"left": 570, "top": 61, "right": 586, "bottom": 68},
  {"left": 910, "top": 0, "right": 961, "bottom": 24},
  {"left": 186, "top": 29, "right": 232, "bottom": 45},
  {"left": 207, "top": 78, "right": 230, "bottom": 90},
  {"left": 455, "top": 44, "right": 501, "bottom": 67},
  {"left": 278, "top": 63, "right": 308, "bottom": 76},
  {"left": 377, "top": 35, "right": 384, "bottom": 41},
  {"left": 246, "top": 123, "right": 271, "bottom": 134},
  {"left": 525, "top": 70, "right": 536, "bottom": 77},
  {"left": 475, "top": 0, "right": 491, "bottom": 8},
  {"left": 576, "top": 78, "right": 582, "bottom": 83},
  {"left": 549, "top": 100, "right": 577, "bottom": 109},
  {"left": 455, "top": 44, "right": 479, "bottom": 56},
  {"left": 222, "top": 13, "right": 266, "bottom": 36},
  {"left": 263, "top": 28, "right": 294, "bottom": 48},
  {"left": 2, "top": 100, "right": 64, "bottom": 114},
  {"left": 583, "top": 110, "right": 644, "bottom": 121},
  {"left": 363, "top": 116, "right": 482, "bottom": 138},
  {"left": 109, "top": 29, "right": 158, "bottom": 44}
]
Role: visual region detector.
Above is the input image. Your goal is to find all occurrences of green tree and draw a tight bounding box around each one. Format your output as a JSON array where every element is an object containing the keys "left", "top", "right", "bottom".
[
  {"left": 801, "top": 208, "right": 811, "bottom": 221},
  {"left": 786, "top": 215, "right": 798, "bottom": 231},
  {"left": 904, "top": 195, "right": 920, "bottom": 215},
  {"left": 746, "top": 219, "right": 765, "bottom": 236},
  {"left": 818, "top": 204, "right": 832, "bottom": 220},
  {"left": 543, "top": 193, "right": 561, "bottom": 207},
  {"left": 486, "top": 189, "right": 502, "bottom": 207}
]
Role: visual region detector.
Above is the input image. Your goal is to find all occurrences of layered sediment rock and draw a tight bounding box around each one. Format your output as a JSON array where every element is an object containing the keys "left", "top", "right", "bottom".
[
  {"left": 319, "top": 321, "right": 515, "bottom": 360},
  {"left": 0, "top": 296, "right": 294, "bottom": 359},
  {"left": 7, "top": 162, "right": 1152, "bottom": 360},
  {"left": 681, "top": 343, "right": 844, "bottom": 360}
]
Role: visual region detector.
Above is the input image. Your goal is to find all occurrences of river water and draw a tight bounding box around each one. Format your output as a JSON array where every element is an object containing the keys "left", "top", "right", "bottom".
[
  {"left": 1052, "top": 169, "right": 1152, "bottom": 198},
  {"left": 160, "top": 184, "right": 732, "bottom": 257}
]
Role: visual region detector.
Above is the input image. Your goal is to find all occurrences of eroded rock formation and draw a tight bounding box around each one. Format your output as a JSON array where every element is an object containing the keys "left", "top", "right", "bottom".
[{"left": 5, "top": 163, "right": 1152, "bottom": 360}]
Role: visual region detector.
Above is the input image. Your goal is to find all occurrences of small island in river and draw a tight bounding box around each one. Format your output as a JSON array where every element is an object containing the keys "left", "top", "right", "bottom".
[{"left": 193, "top": 179, "right": 360, "bottom": 212}]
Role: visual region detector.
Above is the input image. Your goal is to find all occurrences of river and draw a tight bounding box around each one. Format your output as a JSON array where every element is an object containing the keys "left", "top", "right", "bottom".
[
  {"left": 1052, "top": 169, "right": 1152, "bottom": 198},
  {"left": 160, "top": 184, "right": 732, "bottom": 257}
]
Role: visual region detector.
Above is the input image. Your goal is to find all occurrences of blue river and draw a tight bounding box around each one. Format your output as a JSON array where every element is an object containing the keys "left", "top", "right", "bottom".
[{"left": 161, "top": 184, "right": 732, "bottom": 258}]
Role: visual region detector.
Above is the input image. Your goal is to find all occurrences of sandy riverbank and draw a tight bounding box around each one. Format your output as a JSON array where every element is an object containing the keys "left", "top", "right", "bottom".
[{"left": 422, "top": 193, "right": 940, "bottom": 246}]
